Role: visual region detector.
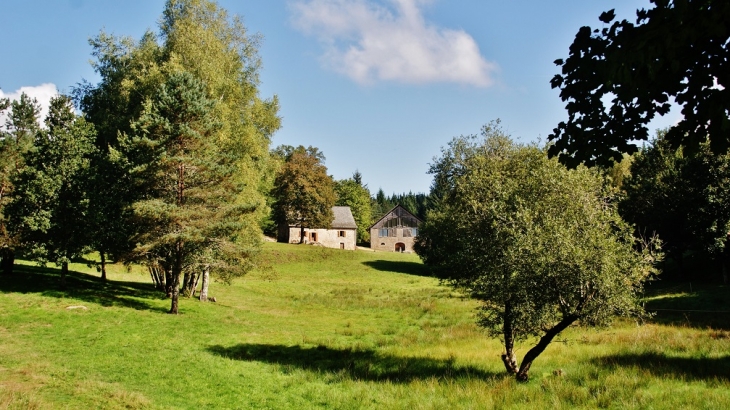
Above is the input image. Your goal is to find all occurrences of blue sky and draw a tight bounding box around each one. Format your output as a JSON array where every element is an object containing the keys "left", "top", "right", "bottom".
[{"left": 1, "top": 0, "right": 679, "bottom": 195}]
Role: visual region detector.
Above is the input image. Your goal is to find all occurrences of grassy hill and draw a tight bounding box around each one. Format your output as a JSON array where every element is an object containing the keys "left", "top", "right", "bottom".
[{"left": 1, "top": 243, "right": 729, "bottom": 409}]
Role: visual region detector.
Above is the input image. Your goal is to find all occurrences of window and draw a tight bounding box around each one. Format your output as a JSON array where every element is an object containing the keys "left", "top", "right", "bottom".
[
  {"left": 338, "top": 230, "right": 346, "bottom": 237},
  {"left": 403, "top": 228, "right": 412, "bottom": 237}
]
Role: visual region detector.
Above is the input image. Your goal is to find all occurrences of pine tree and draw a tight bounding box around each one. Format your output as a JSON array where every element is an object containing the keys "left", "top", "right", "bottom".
[
  {"left": 7, "top": 96, "right": 97, "bottom": 287},
  {"left": 0, "top": 93, "right": 41, "bottom": 275}
]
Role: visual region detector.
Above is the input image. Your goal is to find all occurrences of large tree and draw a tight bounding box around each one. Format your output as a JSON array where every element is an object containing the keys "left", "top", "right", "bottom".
[
  {"left": 272, "top": 146, "right": 335, "bottom": 243},
  {"left": 415, "top": 122, "right": 658, "bottom": 381},
  {"left": 7, "top": 96, "right": 97, "bottom": 288},
  {"left": 549, "top": 0, "right": 730, "bottom": 168},
  {"left": 0, "top": 93, "right": 42, "bottom": 275},
  {"left": 620, "top": 130, "right": 730, "bottom": 281},
  {"left": 125, "top": 70, "right": 258, "bottom": 313},
  {"left": 77, "top": 0, "right": 280, "bottom": 302}
]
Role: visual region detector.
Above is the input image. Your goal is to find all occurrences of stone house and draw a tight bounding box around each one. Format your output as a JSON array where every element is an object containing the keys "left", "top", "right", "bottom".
[
  {"left": 278, "top": 206, "right": 358, "bottom": 250},
  {"left": 369, "top": 205, "right": 423, "bottom": 252}
]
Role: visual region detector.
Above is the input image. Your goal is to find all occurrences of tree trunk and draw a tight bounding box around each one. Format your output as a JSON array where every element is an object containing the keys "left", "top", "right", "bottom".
[
  {"left": 300, "top": 225, "right": 305, "bottom": 244},
  {"left": 149, "top": 264, "right": 159, "bottom": 288},
  {"left": 100, "top": 251, "right": 107, "bottom": 281},
  {"left": 169, "top": 272, "right": 180, "bottom": 314},
  {"left": 199, "top": 264, "right": 210, "bottom": 302},
  {"left": 182, "top": 270, "right": 191, "bottom": 296},
  {"left": 515, "top": 315, "right": 578, "bottom": 382},
  {"left": 723, "top": 235, "right": 729, "bottom": 285},
  {"left": 501, "top": 301, "right": 519, "bottom": 374},
  {"left": 61, "top": 261, "right": 68, "bottom": 290},
  {"left": 1, "top": 247, "right": 14, "bottom": 275},
  {"left": 190, "top": 271, "right": 201, "bottom": 298},
  {"left": 165, "top": 269, "right": 173, "bottom": 298},
  {"left": 169, "top": 241, "right": 184, "bottom": 314},
  {"left": 186, "top": 271, "right": 198, "bottom": 297}
]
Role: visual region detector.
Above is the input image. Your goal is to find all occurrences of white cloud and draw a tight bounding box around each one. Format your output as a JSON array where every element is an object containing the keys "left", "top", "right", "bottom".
[
  {"left": 290, "top": 0, "right": 498, "bottom": 87},
  {"left": 0, "top": 83, "right": 59, "bottom": 128}
]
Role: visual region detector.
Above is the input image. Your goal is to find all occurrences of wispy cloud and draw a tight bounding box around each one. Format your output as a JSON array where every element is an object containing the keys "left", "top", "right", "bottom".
[
  {"left": 0, "top": 83, "right": 59, "bottom": 128},
  {"left": 290, "top": 0, "right": 498, "bottom": 87}
]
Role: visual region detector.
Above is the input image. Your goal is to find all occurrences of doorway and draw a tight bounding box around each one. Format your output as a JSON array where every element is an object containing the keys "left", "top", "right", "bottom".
[{"left": 395, "top": 242, "right": 405, "bottom": 252}]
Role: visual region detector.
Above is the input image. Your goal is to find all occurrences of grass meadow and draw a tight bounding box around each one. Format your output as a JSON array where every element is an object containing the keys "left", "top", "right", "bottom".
[{"left": 0, "top": 242, "right": 729, "bottom": 409}]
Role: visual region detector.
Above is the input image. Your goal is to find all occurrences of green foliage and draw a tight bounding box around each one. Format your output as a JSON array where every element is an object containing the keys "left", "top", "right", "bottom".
[
  {"left": 76, "top": 0, "right": 280, "bottom": 303},
  {"left": 550, "top": 0, "right": 730, "bottom": 167},
  {"left": 272, "top": 145, "right": 336, "bottom": 237},
  {"left": 416, "top": 121, "right": 658, "bottom": 381},
  {"left": 7, "top": 96, "right": 97, "bottom": 270},
  {"left": 620, "top": 130, "right": 730, "bottom": 279},
  {"left": 335, "top": 174, "right": 372, "bottom": 243},
  {"left": 0, "top": 93, "right": 41, "bottom": 250}
]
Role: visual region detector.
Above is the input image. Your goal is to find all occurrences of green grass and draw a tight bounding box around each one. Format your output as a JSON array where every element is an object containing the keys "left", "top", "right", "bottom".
[{"left": 1, "top": 243, "right": 729, "bottom": 409}]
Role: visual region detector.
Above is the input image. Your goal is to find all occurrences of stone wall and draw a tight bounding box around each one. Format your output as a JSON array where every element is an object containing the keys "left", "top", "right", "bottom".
[
  {"left": 287, "top": 227, "right": 357, "bottom": 250},
  {"left": 369, "top": 227, "right": 416, "bottom": 252}
]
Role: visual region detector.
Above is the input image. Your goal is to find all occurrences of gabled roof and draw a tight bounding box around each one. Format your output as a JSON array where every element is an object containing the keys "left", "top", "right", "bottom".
[
  {"left": 331, "top": 206, "right": 357, "bottom": 229},
  {"left": 368, "top": 204, "right": 423, "bottom": 230}
]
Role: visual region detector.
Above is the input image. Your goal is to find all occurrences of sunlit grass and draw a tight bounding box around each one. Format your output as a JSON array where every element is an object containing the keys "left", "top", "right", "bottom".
[{"left": 0, "top": 242, "right": 728, "bottom": 408}]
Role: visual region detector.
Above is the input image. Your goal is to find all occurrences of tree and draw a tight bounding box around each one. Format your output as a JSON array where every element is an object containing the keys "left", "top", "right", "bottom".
[
  {"left": 272, "top": 146, "right": 335, "bottom": 243},
  {"left": 620, "top": 130, "right": 730, "bottom": 281},
  {"left": 335, "top": 173, "right": 372, "bottom": 243},
  {"left": 73, "top": 30, "right": 162, "bottom": 280},
  {"left": 549, "top": 0, "right": 730, "bottom": 168},
  {"left": 415, "top": 122, "right": 658, "bottom": 381},
  {"left": 371, "top": 188, "right": 393, "bottom": 224},
  {"left": 0, "top": 93, "right": 41, "bottom": 275},
  {"left": 124, "top": 69, "right": 259, "bottom": 314},
  {"left": 77, "top": 0, "right": 280, "bottom": 301},
  {"left": 7, "top": 95, "right": 97, "bottom": 288}
]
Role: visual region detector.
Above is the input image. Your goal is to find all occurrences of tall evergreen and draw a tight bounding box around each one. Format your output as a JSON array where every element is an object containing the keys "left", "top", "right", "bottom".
[
  {"left": 0, "top": 93, "right": 41, "bottom": 274},
  {"left": 77, "top": 0, "right": 280, "bottom": 308},
  {"left": 7, "top": 96, "right": 97, "bottom": 287}
]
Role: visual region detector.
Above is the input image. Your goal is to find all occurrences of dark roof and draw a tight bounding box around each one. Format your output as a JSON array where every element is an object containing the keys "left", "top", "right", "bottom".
[
  {"left": 368, "top": 204, "right": 423, "bottom": 230},
  {"left": 331, "top": 206, "right": 358, "bottom": 229}
]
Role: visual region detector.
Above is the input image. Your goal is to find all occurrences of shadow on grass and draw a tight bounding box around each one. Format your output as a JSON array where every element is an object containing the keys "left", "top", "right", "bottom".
[
  {"left": 362, "top": 260, "right": 432, "bottom": 277},
  {"left": 594, "top": 352, "right": 730, "bottom": 381},
  {"left": 0, "top": 264, "right": 167, "bottom": 312},
  {"left": 643, "top": 281, "right": 730, "bottom": 330},
  {"left": 208, "top": 343, "right": 500, "bottom": 383}
]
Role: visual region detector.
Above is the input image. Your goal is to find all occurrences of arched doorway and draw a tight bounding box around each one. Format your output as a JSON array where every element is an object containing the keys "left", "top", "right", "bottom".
[{"left": 395, "top": 242, "right": 406, "bottom": 252}]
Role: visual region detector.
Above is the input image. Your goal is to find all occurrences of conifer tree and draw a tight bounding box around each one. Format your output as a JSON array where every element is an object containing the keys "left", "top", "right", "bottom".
[
  {"left": 0, "top": 93, "right": 41, "bottom": 275},
  {"left": 77, "top": 0, "right": 280, "bottom": 305},
  {"left": 7, "top": 96, "right": 97, "bottom": 287}
]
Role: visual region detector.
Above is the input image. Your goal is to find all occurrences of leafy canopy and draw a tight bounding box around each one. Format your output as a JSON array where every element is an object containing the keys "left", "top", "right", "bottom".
[
  {"left": 550, "top": 0, "right": 730, "bottom": 167},
  {"left": 620, "top": 130, "right": 730, "bottom": 279},
  {"left": 416, "top": 121, "right": 658, "bottom": 381},
  {"left": 272, "top": 146, "right": 335, "bottom": 233}
]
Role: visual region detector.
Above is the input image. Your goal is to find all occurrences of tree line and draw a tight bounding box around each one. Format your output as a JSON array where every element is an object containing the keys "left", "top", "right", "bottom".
[
  {"left": 266, "top": 144, "right": 431, "bottom": 245},
  {"left": 1, "top": 0, "right": 280, "bottom": 314}
]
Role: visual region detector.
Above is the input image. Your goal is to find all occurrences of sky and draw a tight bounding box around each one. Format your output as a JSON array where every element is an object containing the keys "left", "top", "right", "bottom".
[{"left": 1, "top": 0, "right": 680, "bottom": 195}]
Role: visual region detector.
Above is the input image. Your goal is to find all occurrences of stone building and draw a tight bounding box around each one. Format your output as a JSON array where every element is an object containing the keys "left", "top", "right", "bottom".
[
  {"left": 278, "top": 206, "right": 358, "bottom": 250},
  {"left": 369, "top": 205, "right": 423, "bottom": 252}
]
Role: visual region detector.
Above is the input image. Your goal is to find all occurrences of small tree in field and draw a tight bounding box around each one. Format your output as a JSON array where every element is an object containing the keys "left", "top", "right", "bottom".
[{"left": 415, "top": 122, "right": 658, "bottom": 381}]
